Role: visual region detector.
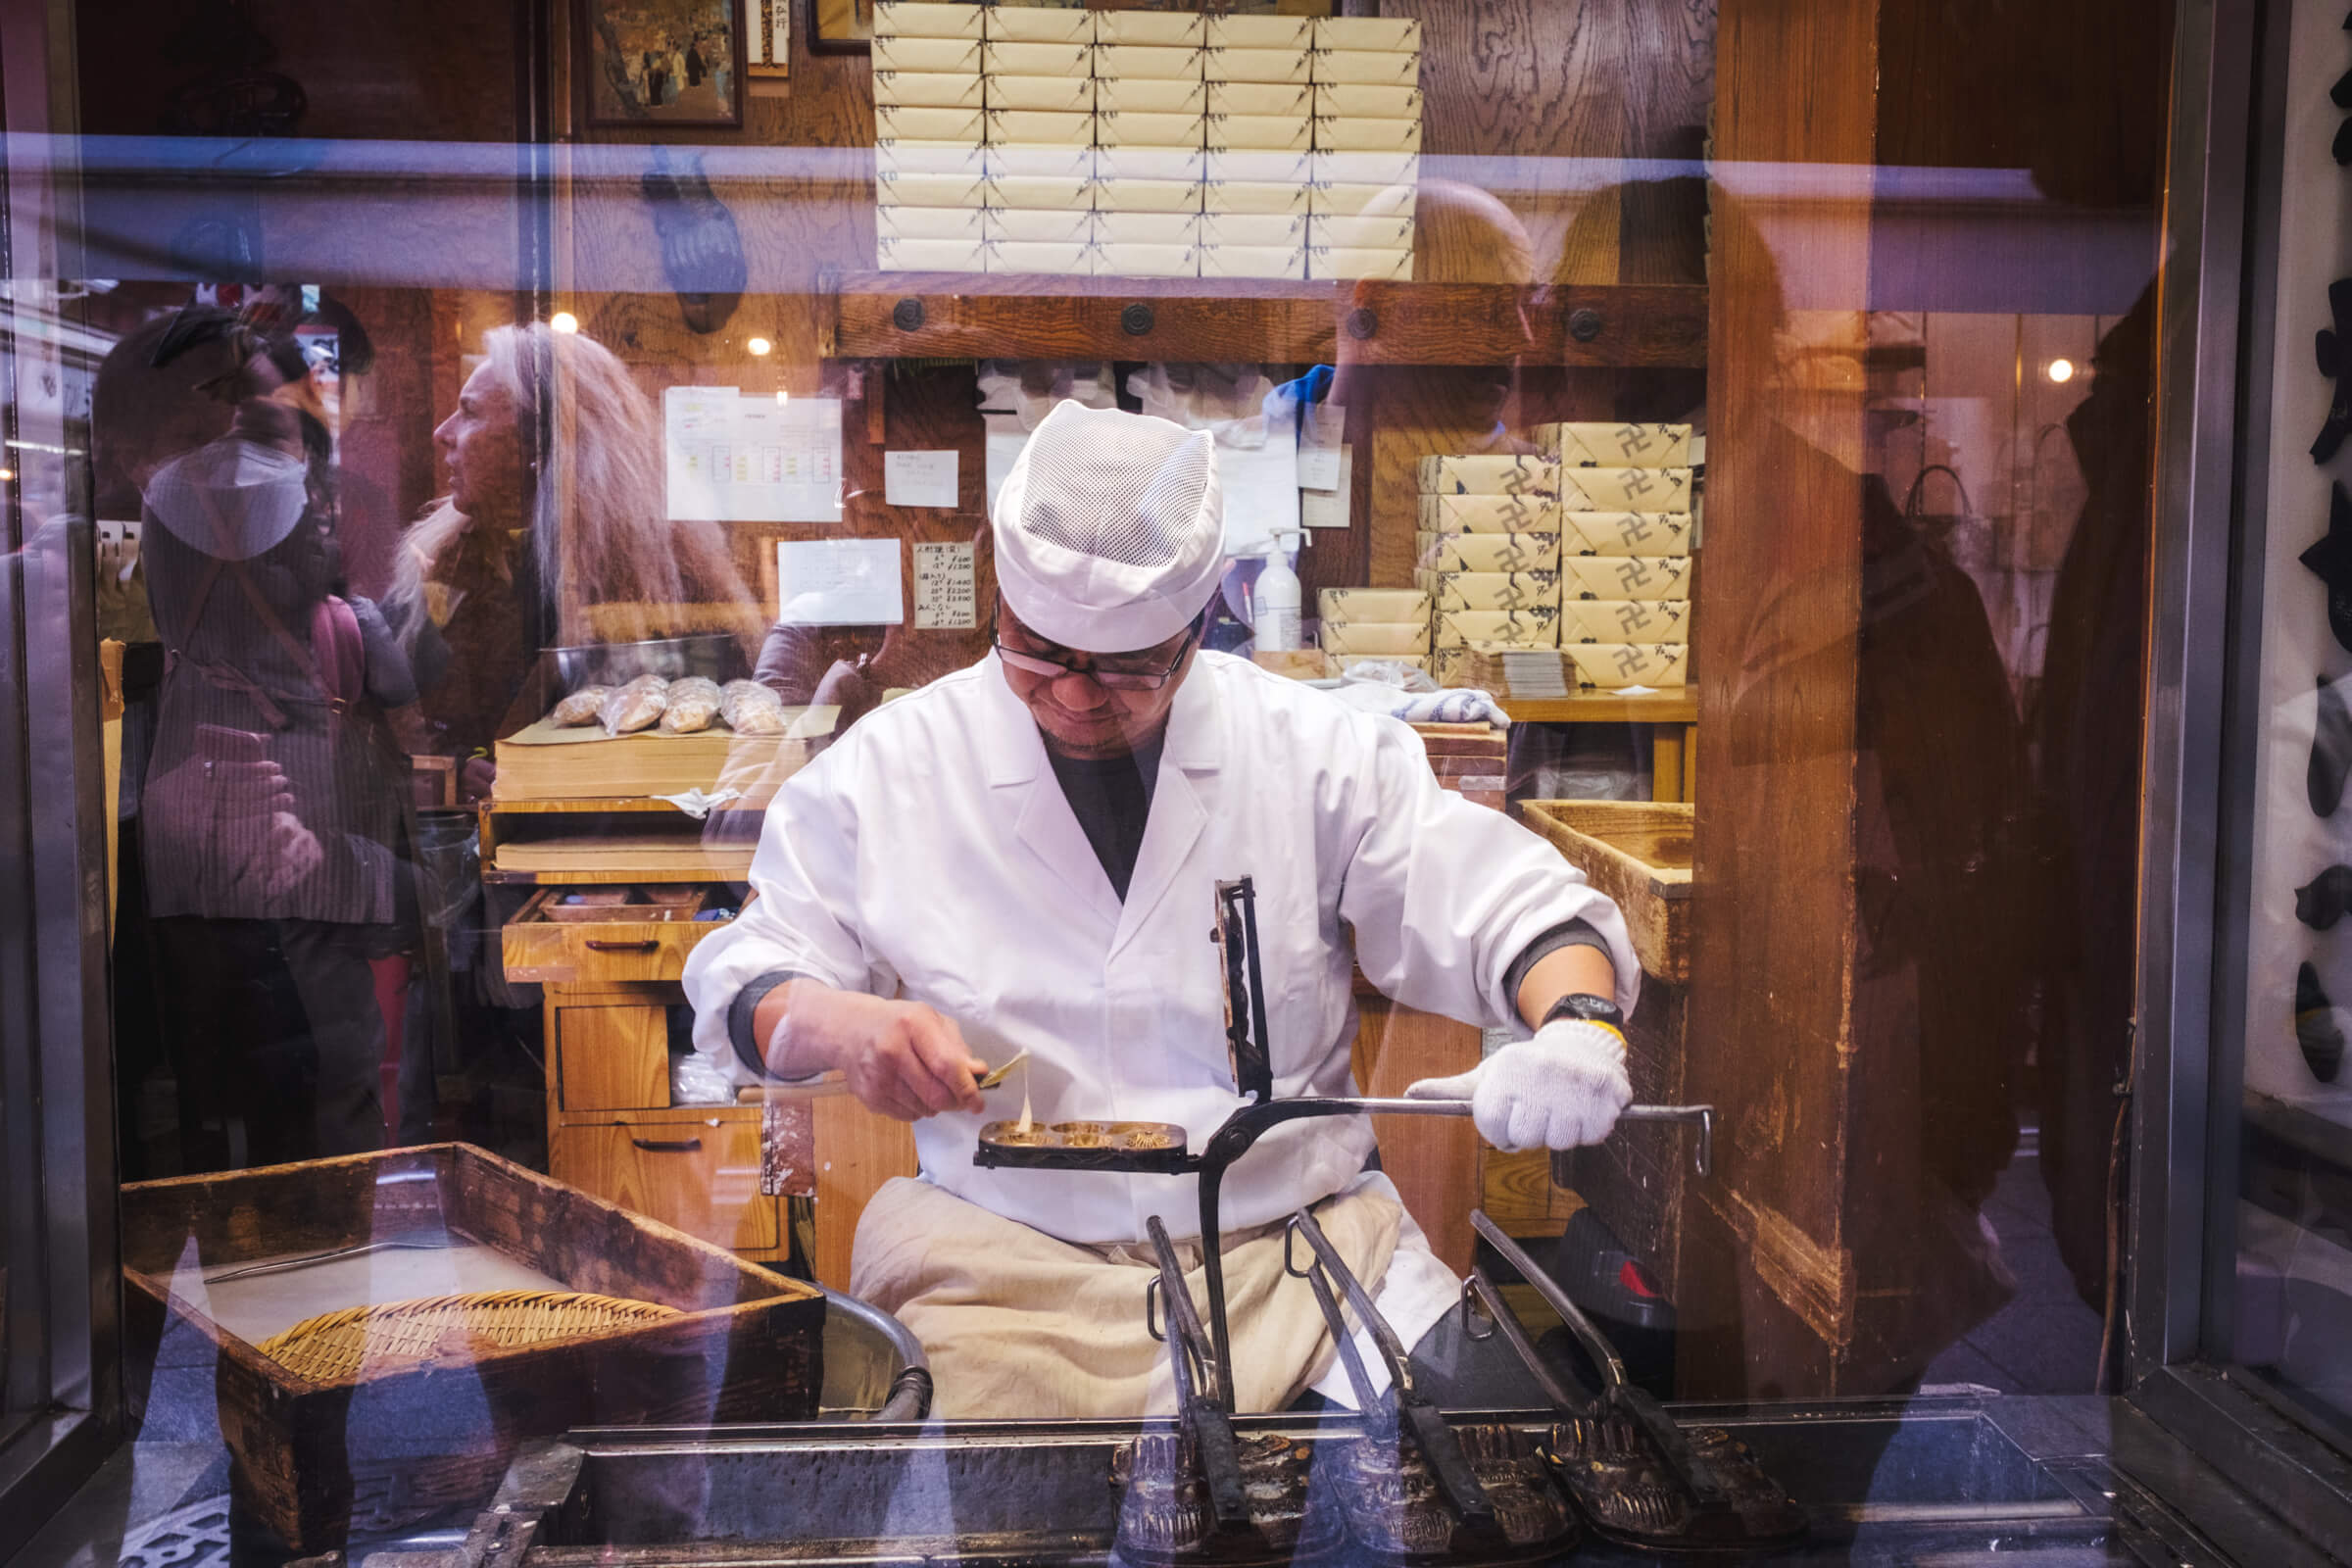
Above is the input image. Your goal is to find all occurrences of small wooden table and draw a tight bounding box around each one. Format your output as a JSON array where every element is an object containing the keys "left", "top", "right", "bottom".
[{"left": 1500, "top": 689, "right": 1698, "bottom": 803}]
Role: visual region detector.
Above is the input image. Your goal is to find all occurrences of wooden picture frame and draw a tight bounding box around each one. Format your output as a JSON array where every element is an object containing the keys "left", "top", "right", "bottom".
[
  {"left": 581, "top": 0, "right": 750, "bottom": 128},
  {"left": 748, "top": 0, "right": 791, "bottom": 77},
  {"left": 808, "top": 0, "right": 872, "bottom": 55}
]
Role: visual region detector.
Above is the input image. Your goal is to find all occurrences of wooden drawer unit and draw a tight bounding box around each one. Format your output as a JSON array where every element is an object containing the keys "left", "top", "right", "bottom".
[
  {"left": 557, "top": 1001, "right": 670, "bottom": 1111},
  {"left": 504, "top": 885, "right": 728, "bottom": 985},
  {"left": 551, "top": 1109, "right": 781, "bottom": 1253}
]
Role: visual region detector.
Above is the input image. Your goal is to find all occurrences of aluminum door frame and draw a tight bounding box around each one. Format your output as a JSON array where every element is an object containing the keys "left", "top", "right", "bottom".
[
  {"left": 2131, "top": 0, "right": 2352, "bottom": 1551},
  {"left": 0, "top": 0, "right": 124, "bottom": 1556}
]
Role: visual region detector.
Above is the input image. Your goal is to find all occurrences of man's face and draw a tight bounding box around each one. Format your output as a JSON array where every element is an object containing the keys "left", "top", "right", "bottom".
[{"left": 994, "top": 598, "right": 1200, "bottom": 759}]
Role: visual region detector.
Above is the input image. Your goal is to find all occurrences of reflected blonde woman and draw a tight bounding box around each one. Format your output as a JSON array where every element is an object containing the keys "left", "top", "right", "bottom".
[{"left": 391, "top": 321, "right": 754, "bottom": 776}]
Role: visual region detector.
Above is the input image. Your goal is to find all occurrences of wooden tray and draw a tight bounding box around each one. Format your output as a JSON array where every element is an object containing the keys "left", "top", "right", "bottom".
[
  {"left": 1518, "top": 800, "right": 1691, "bottom": 984},
  {"left": 535, "top": 885, "right": 710, "bottom": 922},
  {"left": 505, "top": 885, "right": 730, "bottom": 983},
  {"left": 122, "top": 1144, "right": 824, "bottom": 1552}
]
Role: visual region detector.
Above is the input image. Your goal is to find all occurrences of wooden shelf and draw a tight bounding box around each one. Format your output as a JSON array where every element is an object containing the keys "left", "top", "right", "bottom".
[
  {"left": 484, "top": 858, "right": 754, "bottom": 887},
  {"left": 483, "top": 796, "right": 769, "bottom": 814},
  {"left": 826, "top": 275, "right": 1707, "bottom": 368},
  {"left": 1502, "top": 689, "right": 1697, "bottom": 724}
]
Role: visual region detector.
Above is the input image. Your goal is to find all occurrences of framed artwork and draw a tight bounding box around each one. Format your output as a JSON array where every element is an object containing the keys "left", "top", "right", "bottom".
[
  {"left": 748, "top": 0, "right": 790, "bottom": 77},
  {"left": 582, "top": 0, "right": 750, "bottom": 128},
  {"left": 808, "top": 0, "right": 871, "bottom": 55}
]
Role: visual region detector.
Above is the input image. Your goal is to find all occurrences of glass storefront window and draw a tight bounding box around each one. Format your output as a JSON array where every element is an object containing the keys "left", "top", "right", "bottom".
[{"left": 2, "top": 0, "right": 2350, "bottom": 1564}]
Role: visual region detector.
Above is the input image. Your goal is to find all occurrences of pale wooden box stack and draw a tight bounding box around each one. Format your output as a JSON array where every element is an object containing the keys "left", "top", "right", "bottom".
[
  {"left": 1318, "top": 585, "right": 1433, "bottom": 674},
  {"left": 1531, "top": 422, "right": 1696, "bottom": 690},
  {"left": 873, "top": 4, "right": 1421, "bottom": 278},
  {"left": 1412, "top": 451, "right": 1566, "bottom": 686}
]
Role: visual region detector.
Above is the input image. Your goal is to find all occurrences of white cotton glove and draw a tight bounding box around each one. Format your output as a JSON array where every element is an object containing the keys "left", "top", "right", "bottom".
[{"left": 1402, "top": 1019, "right": 1633, "bottom": 1152}]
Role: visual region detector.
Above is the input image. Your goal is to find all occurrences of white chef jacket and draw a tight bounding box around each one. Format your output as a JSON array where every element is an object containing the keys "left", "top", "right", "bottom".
[{"left": 685, "top": 650, "right": 1639, "bottom": 1357}]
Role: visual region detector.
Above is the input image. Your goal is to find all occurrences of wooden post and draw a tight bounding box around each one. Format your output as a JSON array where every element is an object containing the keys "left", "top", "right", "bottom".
[{"left": 1679, "top": 0, "right": 2168, "bottom": 1399}]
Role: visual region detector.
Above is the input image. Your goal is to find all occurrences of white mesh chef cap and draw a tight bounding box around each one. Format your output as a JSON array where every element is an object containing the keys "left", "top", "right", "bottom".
[{"left": 993, "top": 400, "right": 1223, "bottom": 651}]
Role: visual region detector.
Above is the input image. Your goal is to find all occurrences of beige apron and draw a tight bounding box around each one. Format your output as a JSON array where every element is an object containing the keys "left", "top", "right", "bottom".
[{"left": 851, "top": 1176, "right": 1404, "bottom": 1419}]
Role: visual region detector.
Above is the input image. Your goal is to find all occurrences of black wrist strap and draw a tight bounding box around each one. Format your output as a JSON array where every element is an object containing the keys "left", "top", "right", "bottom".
[{"left": 1540, "top": 992, "right": 1625, "bottom": 1032}]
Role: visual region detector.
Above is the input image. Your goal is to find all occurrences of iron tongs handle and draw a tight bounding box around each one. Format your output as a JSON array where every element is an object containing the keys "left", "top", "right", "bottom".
[
  {"left": 1195, "top": 1098, "right": 1714, "bottom": 1386},
  {"left": 1141, "top": 1215, "right": 1251, "bottom": 1537},
  {"left": 1337, "top": 1099, "right": 1715, "bottom": 1178},
  {"left": 1285, "top": 1207, "right": 1500, "bottom": 1538},
  {"left": 1468, "top": 1209, "right": 1728, "bottom": 1507}
]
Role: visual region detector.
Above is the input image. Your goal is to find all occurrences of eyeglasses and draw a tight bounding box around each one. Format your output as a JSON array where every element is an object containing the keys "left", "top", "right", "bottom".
[{"left": 991, "top": 613, "right": 1199, "bottom": 692}]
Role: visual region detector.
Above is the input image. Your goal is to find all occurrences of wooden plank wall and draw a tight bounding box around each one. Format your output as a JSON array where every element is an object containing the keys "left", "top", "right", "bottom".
[
  {"left": 1682, "top": 0, "right": 2170, "bottom": 1400},
  {"left": 1336, "top": 0, "right": 1713, "bottom": 597},
  {"left": 1678, "top": 0, "right": 1880, "bottom": 1399},
  {"left": 553, "top": 2, "right": 1715, "bottom": 638}
]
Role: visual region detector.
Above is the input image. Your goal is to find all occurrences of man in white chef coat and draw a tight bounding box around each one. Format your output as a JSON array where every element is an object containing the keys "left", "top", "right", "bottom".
[{"left": 685, "top": 401, "right": 1640, "bottom": 1418}]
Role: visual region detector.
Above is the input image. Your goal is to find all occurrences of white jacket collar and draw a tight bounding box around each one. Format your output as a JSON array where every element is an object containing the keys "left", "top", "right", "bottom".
[{"left": 975, "top": 648, "right": 1225, "bottom": 787}]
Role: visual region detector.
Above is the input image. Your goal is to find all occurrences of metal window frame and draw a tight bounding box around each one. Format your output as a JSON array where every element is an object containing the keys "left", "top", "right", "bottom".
[
  {"left": 0, "top": 0, "right": 123, "bottom": 1557},
  {"left": 2132, "top": 0, "right": 2352, "bottom": 1548}
]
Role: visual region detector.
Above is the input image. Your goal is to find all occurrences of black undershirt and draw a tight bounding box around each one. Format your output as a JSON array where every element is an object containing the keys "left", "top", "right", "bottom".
[{"left": 1046, "top": 734, "right": 1163, "bottom": 901}]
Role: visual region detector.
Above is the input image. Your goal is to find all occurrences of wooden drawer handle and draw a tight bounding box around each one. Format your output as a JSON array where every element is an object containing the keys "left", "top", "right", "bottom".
[
  {"left": 630, "top": 1136, "right": 704, "bottom": 1153},
  {"left": 584, "top": 938, "right": 661, "bottom": 952}
]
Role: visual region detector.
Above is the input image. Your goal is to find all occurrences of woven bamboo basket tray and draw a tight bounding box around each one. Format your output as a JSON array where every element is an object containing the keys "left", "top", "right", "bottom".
[
  {"left": 257, "top": 1289, "right": 681, "bottom": 1382},
  {"left": 122, "top": 1145, "right": 826, "bottom": 1554}
]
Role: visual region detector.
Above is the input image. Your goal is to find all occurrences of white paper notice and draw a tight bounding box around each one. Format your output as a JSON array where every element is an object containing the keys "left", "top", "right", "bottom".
[
  {"left": 1301, "top": 446, "right": 1352, "bottom": 529},
  {"left": 885, "top": 449, "right": 960, "bottom": 509},
  {"left": 984, "top": 423, "right": 1030, "bottom": 514},
  {"left": 665, "top": 387, "right": 844, "bottom": 523},
  {"left": 1217, "top": 418, "right": 1301, "bottom": 557},
  {"left": 1298, "top": 403, "right": 1347, "bottom": 491},
  {"left": 913, "top": 541, "right": 979, "bottom": 628},
  {"left": 776, "top": 538, "right": 904, "bottom": 625}
]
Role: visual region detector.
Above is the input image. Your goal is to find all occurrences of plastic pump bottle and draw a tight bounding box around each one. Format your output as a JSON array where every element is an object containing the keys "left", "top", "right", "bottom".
[{"left": 1250, "top": 533, "right": 1303, "bottom": 653}]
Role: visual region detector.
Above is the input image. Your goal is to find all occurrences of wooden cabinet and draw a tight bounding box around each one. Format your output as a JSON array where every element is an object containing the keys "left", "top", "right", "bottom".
[
  {"left": 489, "top": 832, "right": 920, "bottom": 1279},
  {"left": 554, "top": 1113, "right": 782, "bottom": 1252},
  {"left": 538, "top": 980, "right": 797, "bottom": 1265},
  {"left": 487, "top": 856, "right": 803, "bottom": 1267},
  {"left": 555, "top": 1002, "right": 668, "bottom": 1112}
]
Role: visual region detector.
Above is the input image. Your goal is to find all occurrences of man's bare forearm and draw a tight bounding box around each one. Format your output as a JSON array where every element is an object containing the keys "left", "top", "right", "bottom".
[{"left": 1513, "top": 943, "right": 1619, "bottom": 1031}]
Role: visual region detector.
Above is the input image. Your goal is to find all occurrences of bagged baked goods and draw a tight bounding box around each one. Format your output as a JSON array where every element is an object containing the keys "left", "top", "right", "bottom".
[
  {"left": 600, "top": 674, "right": 670, "bottom": 735},
  {"left": 549, "top": 685, "right": 612, "bottom": 726},
  {"left": 721, "top": 678, "right": 786, "bottom": 735},
  {"left": 660, "top": 676, "right": 723, "bottom": 733}
]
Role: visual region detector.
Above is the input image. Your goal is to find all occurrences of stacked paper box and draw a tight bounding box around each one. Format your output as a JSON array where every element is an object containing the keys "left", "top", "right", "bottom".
[
  {"left": 874, "top": 7, "right": 1425, "bottom": 280},
  {"left": 873, "top": 4, "right": 993, "bottom": 271},
  {"left": 1093, "top": 11, "right": 1209, "bottom": 276},
  {"left": 1414, "top": 451, "right": 1564, "bottom": 665},
  {"left": 1195, "top": 14, "right": 1311, "bottom": 277},
  {"left": 1532, "top": 422, "right": 1697, "bottom": 690},
  {"left": 984, "top": 7, "right": 1099, "bottom": 275},
  {"left": 1317, "top": 587, "right": 1430, "bottom": 668},
  {"left": 1307, "top": 17, "right": 1419, "bottom": 278}
]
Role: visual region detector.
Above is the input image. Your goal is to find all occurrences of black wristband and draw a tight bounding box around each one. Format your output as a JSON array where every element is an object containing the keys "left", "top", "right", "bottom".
[{"left": 1540, "top": 992, "right": 1625, "bottom": 1032}]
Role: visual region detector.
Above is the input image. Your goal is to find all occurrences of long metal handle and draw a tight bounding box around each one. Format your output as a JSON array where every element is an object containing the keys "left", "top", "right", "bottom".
[
  {"left": 1342, "top": 1099, "right": 1715, "bottom": 1177},
  {"left": 1459, "top": 1268, "right": 1592, "bottom": 1416}
]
